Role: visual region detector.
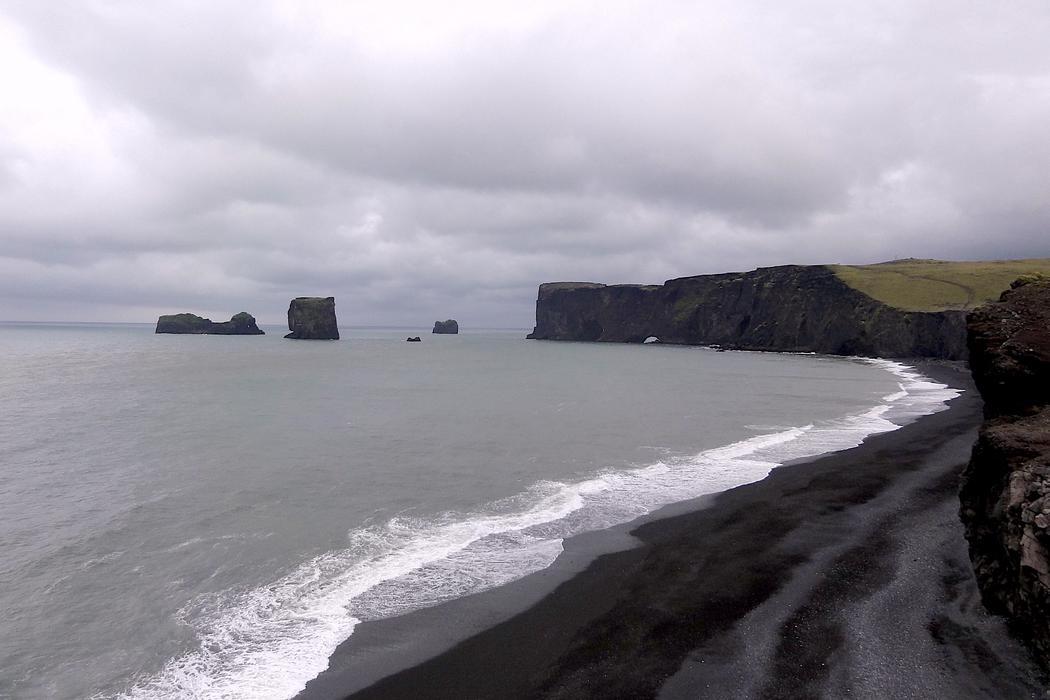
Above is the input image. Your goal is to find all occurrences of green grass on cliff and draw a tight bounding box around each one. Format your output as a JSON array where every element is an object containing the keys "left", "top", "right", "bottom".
[{"left": 829, "top": 258, "right": 1050, "bottom": 312}]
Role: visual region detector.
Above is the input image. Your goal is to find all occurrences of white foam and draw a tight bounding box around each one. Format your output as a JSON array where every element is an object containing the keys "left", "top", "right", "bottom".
[
  {"left": 861, "top": 359, "right": 962, "bottom": 424},
  {"left": 882, "top": 383, "right": 909, "bottom": 402},
  {"left": 108, "top": 359, "right": 959, "bottom": 700}
]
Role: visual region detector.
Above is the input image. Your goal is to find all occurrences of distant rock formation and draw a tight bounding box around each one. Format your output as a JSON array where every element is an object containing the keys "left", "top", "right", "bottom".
[
  {"left": 155, "top": 312, "right": 264, "bottom": 335},
  {"left": 960, "top": 278, "right": 1050, "bottom": 665},
  {"left": 407, "top": 336, "right": 421, "bottom": 342},
  {"left": 285, "top": 297, "right": 339, "bottom": 340},
  {"left": 433, "top": 319, "right": 459, "bottom": 334},
  {"left": 526, "top": 265, "right": 967, "bottom": 359}
]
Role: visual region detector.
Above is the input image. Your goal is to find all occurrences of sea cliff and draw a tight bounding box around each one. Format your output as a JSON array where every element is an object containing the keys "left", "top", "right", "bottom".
[
  {"left": 527, "top": 265, "right": 967, "bottom": 359},
  {"left": 960, "top": 278, "right": 1050, "bottom": 665}
]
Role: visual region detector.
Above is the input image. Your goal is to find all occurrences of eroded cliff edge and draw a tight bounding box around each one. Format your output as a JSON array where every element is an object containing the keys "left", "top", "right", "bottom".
[
  {"left": 960, "top": 278, "right": 1050, "bottom": 665},
  {"left": 527, "top": 265, "right": 967, "bottom": 359}
]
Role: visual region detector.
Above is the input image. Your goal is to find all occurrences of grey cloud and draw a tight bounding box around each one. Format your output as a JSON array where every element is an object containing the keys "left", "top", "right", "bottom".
[
  {"left": 3, "top": 1, "right": 852, "bottom": 220},
  {"left": 0, "top": 1, "right": 1048, "bottom": 324}
]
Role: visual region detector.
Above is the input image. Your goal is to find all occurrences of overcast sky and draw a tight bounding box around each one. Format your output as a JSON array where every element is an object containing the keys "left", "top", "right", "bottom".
[{"left": 1, "top": 1, "right": 1048, "bottom": 326}]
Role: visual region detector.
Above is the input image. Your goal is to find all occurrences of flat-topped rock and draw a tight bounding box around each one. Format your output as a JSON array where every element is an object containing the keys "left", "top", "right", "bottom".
[
  {"left": 155, "top": 312, "right": 264, "bottom": 335},
  {"left": 432, "top": 319, "right": 458, "bottom": 334},
  {"left": 285, "top": 297, "right": 339, "bottom": 340}
]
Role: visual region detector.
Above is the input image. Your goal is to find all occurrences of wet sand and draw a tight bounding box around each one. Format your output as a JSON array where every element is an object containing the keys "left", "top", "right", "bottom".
[{"left": 300, "top": 363, "right": 1048, "bottom": 699}]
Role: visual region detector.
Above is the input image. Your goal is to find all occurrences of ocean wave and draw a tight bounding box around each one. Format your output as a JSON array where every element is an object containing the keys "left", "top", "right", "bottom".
[{"left": 107, "top": 360, "right": 959, "bottom": 700}]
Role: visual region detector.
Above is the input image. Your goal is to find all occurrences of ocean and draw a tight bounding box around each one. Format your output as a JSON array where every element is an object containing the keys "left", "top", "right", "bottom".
[{"left": 0, "top": 324, "right": 958, "bottom": 699}]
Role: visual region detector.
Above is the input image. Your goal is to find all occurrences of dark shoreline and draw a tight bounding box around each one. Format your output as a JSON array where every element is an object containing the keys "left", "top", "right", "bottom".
[{"left": 300, "top": 362, "right": 1047, "bottom": 699}]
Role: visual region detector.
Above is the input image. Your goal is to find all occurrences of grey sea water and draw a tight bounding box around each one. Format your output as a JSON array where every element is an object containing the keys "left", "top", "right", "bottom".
[{"left": 0, "top": 324, "right": 958, "bottom": 699}]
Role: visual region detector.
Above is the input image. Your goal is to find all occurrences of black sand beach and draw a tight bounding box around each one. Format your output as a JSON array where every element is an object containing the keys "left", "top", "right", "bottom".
[{"left": 300, "top": 363, "right": 1048, "bottom": 699}]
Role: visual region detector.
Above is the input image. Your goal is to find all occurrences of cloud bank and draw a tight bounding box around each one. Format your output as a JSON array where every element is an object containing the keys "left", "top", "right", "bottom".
[{"left": 1, "top": 0, "right": 1048, "bottom": 324}]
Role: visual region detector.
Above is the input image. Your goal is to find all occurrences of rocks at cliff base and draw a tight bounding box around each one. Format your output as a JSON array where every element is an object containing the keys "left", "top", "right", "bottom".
[
  {"left": 156, "top": 312, "right": 264, "bottom": 335},
  {"left": 432, "top": 319, "right": 459, "bottom": 334},
  {"left": 285, "top": 297, "right": 339, "bottom": 340},
  {"left": 960, "top": 278, "right": 1050, "bottom": 665},
  {"left": 525, "top": 266, "right": 968, "bottom": 359}
]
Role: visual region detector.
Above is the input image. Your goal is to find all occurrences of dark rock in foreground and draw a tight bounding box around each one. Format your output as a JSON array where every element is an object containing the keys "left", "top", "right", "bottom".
[
  {"left": 526, "top": 265, "right": 968, "bottom": 359},
  {"left": 960, "top": 278, "right": 1050, "bottom": 666},
  {"left": 432, "top": 319, "right": 458, "bottom": 334},
  {"left": 967, "top": 278, "right": 1050, "bottom": 417},
  {"left": 406, "top": 336, "right": 421, "bottom": 342},
  {"left": 155, "top": 312, "right": 264, "bottom": 335},
  {"left": 285, "top": 297, "right": 339, "bottom": 340}
]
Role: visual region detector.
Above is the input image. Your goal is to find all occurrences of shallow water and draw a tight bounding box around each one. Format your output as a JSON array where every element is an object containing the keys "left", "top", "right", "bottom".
[{"left": 0, "top": 324, "right": 956, "bottom": 699}]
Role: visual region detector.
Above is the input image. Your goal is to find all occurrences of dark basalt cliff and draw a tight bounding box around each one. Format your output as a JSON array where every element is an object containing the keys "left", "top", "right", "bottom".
[
  {"left": 960, "top": 278, "right": 1050, "bottom": 664},
  {"left": 432, "top": 319, "right": 459, "bottom": 334},
  {"left": 527, "top": 265, "right": 967, "bottom": 359},
  {"left": 155, "top": 312, "right": 264, "bottom": 335},
  {"left": 285, "top": 297, "right": 339, "bottom": 340}
]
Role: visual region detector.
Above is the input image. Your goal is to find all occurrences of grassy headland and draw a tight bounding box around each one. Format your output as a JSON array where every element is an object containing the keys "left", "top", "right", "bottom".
[{"left": 830, "top": 258, "right": 1050, "bottom": 312}]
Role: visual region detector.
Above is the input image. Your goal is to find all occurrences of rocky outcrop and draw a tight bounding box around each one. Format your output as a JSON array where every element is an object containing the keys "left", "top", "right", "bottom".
[
  {"left": 960, "top": 278, "right": 1050, "bottom": 664},
  {"left": 526, "top": 265, "right": 967, "bottom": 359},
  {"left": 407, "top": 336, "right": 421, "bottom": 342},
  {"left": 285, "top": 297, "right": 339, "bottom": 339},
  {"left": 433, "top": 319, "right": 459, "bottom": 334},
  {"left": 155, "top": 312, "right": 264, "bottom": 335}
]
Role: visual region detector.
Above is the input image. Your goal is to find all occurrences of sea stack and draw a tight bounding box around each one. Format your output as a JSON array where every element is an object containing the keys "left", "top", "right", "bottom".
[
  {"left": 960, "top": 276, "right": 1050, "bottom": 664},
  {"left": 285, "top": 297, "right": 339, "bottom": 340},
  {"left": 432, "top": 319, "right": 459, "bottom": 334},
  {"left": 155, "top": 312, "right": 264, "bottom": 335}
]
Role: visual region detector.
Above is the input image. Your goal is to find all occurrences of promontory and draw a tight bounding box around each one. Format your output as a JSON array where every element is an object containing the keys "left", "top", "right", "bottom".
[
  {"left": 285, "top": 297, "right": 339, "bottom": 340},
  {"left": 527, "top": 258, "right": 1050, "bottom": 360},
  {"left": 155, "top": 312, "right": 264, "bottom": 335}
]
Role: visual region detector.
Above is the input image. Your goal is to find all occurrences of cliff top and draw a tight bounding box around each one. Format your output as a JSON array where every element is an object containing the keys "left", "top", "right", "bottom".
[
  {"left": 830, "top": 258, "right": 1050, "bottom": 312},
  {"left": 536, "top": 258, "right": 1050, "bottom": 314}
]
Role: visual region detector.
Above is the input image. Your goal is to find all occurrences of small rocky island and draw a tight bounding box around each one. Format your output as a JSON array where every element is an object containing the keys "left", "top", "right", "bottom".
[
  {"left": 155, "top": 312, "right": 264, "bottom": 335},
  {"left": 961, "top": 276, "right": 1050, "bottom": 664},
  {"left": 432, "top": 319, "right": 459, "bottom": 334},
  {"left": 285, "top": 297, "right": 339, "bottom": 339}
]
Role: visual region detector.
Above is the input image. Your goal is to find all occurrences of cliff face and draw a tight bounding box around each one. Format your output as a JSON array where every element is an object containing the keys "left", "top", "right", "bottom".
[
  {"left": 960, "top": 279, "right": 1050, "bottom": 664},
  {"left": 527, "top": 265, "right": 967, "bottom": 359},
  {"left": 156, "top": 312, "right": 264, "bottom": 335},
  {"left": 285, "top": 297, "right": 339, "bottom": 340}
]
